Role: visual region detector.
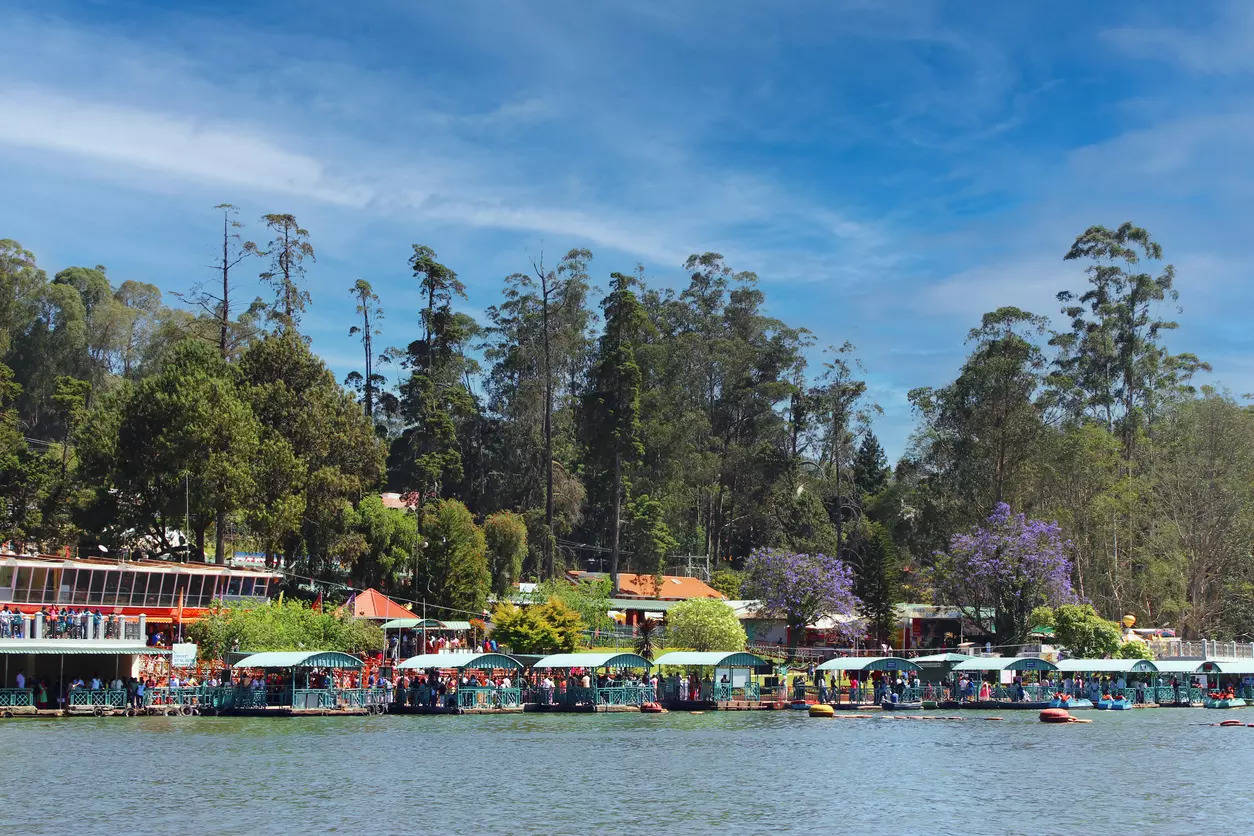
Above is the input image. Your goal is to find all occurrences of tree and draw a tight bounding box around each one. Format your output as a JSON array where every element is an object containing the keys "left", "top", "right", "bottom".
[
  {"left": 852, "top": 431, "right": 888, "bottom": 498},
  {"left": 1115, "top": 639, "right": 1153, "bottom": 660},
  {"left": 665, "top": 598, "right": 747, "bottom": 651},
  {"left": 346, "top": 493, "right": 418, "bottom": 590},
  {"left": 346, "top": 278, "right": 387, "bottom": 424},
  {"left": 1053, "top": 604, "right": 1122, "bottom": 658},
  {"left": 708, "top": 568, "right": 743, "bottom": 599},
  {"left": 1051, "top": 222, "right": 1207, "bottom": 454},
  {"left": 415, "top": 498, "right": 490, "bottom": 614},
  {"left": 849, "top": 521, "right": 900, "bottom": 646},
  {"left": 483, "top": 510, "right": 528, "bottom": 598},
  {"left": 188, "top": 599, "right": 384, "bottom": 662},
  {"left": 623, "top": 493, "right": 677, "bottom": 580},
  {"left": 634, "top": 618, "right": 660, "bottom": 661},
  {"left": 252, "top": 213, "right": 314, "bottom": 332},
  {"left": 932, "top": 503, "right": 1075, "bottom": 649},
  {"left": 490, "top": 599, "right": 584, "bottom": 653},
  {"left": 393, "top": 245, "right": 478, "bottom": 497},
  {"left": 743, "top": 548, "right": 860, "bottom": 648},
  {"left": 530, "top": 577, "right": 612, "bottom": 633},
  {"left": 76, "top": 339, "right": 260, "bottom": 559},
  {"left": 583, "top": 271, "right": 653, "bottom": 590}
]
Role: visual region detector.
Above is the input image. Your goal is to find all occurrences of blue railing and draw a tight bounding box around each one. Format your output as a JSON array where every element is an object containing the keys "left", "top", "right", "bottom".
[{"left": 68, "top": 688, "right": 127, "bottom": 708}]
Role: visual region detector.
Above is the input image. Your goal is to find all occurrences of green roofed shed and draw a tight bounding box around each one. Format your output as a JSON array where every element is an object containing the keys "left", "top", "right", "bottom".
[
  {"left": 1200, "top": 659, "right": 1254, "bottom": 676},
  {"left": 232, "top": 651, "right": 363, "bottom": 669},
  {"left": 951, "top": 656, "right": 1057, "bottom": 672},
  {"left": 816, "top": 656, "right": 922, "bottom": 673},
  {"left": 1152, "top": 660, "right": 1206, "bottom": 674},
  {"left": 1055, "top": 658, "right": 1158, "bottom": 673},
  {"left": 531, "top": 652, "right": 652, "bottom": 669},
  {"left": 0, "top": 640, "right": 170, "bottom": 656},
  {"left": 398, "top": 652, "right": 521, "bottom": 671},
  {"left": 652, "top": 651, "right": 769, "bottom": 669}
]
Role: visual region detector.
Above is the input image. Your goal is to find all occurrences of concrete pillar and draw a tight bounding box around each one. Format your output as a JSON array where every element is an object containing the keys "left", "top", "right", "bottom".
[
  {"left": 33, "top": 613, "right": 43, "bottom": 639},
  {"left": 138, "top": 613, "right": 146, "bottom": 640}
]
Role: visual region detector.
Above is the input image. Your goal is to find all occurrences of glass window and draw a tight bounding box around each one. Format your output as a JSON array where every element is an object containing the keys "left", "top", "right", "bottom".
[
  {"left": 42, "top": 568, "right": 60, "bottom": 604},
  {"left": 101, "top": 571, "right": 121, "bottom": 605},
  {"left": 239, "top": 578, "right": 254, "bottom": 598},
  {"left": 159, "top": 574, "right": 175, "bottom": 607},
  {"left": 88, "top": 569, "right": 106, "bottom": 604},
  {"left": 58, "top": 569, "right": 75, "bottom": 603},
  {"left": 253, "top": 578, "right": 268, "bottom": 598},
  {"left": 116, "top": 570, "right": 134, "bottom": 605},
  {"left": 226, "top": 576, "right": 242, "bottom": 597},
  {"left": 12, "top": 568, "right": 32, "bottom": 602},
  {"left": 0, "top": 565, "right": 13, "bottom": 589},
  {"left": 144, "top": 573, "right": 162, "bottom": 606},
  {"left": 73, "top": 570, "right": 92, "bottom": 604},
  {"left": 184, "top": 575, "right": 202, "bottom": 607}
]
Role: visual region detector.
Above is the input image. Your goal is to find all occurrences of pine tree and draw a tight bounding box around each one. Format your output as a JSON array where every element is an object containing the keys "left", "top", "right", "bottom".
[{"left": 852, "top": 431, "right": 888, "bottom": 498}]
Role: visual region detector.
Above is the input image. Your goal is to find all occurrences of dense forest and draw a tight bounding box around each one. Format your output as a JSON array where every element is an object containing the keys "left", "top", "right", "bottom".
[{"left": 2, "top": 210, "right": 1252, "bottom": 639}]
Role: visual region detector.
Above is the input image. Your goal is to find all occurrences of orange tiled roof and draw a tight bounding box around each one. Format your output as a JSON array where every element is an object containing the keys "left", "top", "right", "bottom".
[
  {"left": 352, "top": 588, "right": 413, "bottom": 620},
  {"left": 615, "top": 573, "right": 725, "bottom": 600}
]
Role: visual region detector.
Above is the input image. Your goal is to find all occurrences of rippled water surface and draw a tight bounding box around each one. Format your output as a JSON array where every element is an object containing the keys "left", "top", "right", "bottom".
[{"left": 2, "top": 708, "right": 1251, "bottom": 834}]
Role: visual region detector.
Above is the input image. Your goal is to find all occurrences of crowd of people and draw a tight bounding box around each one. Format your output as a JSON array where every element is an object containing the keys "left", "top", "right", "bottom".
[{"left": 0, "top": 605, "right": 138, "bottom": 639}]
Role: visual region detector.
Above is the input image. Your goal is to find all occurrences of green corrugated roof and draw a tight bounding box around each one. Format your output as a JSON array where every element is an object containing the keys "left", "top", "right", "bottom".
[
  {"left": 382, "top": 618, "right": 473, "bottom": 630},
  {"left": 1201, "top": 659, "right": 1254, "bottom": 675},
  {"left": 232, "top": 651, "right": 363, "bottom": 669},
  {"left": 397, "top": 652, "right": 521, "bottom": 671},
  {"left": 912, "top": 653, "right": 976, "bottom": 664},
  {"left": 1151, "top": 660, "right": 1206, "bottom": 674},
  {"left": 1056, "top": 658, "right": 1158, "bottom": 673},
  {"left": 816, "top": 656, "right": 922, "bottom": 673},
  {"left": 531, "top": 652, "right": 652, "bottom": 669},
  {"left": 951, "top": 656, "right": 1057, "bottom": 672},
  {"left": 0, "top": 640, "right": 170, "bottom": 656},
  {"left": 653, "top": 651, "right": 768, "bottom": 669}
]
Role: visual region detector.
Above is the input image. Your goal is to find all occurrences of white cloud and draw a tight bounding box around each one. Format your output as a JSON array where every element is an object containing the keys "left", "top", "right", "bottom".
[{"left": 0, "top": 87, "right": 372, "bottom": 206}]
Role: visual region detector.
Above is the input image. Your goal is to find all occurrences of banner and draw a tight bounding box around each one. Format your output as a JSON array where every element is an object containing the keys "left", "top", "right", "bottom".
[{"left": 171, "top": 642, "right": 198, "bottom": 668}]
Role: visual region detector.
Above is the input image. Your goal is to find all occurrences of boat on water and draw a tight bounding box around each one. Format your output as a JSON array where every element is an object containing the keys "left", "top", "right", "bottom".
[
  {"left": 1096, "top": 696, "right": 1132, "bottom": 710},
  {"left": 881, "top": 699, "right": 923, "bottom": 711},
  {"left": 1049, "top": 695, "right": 1094, "bottom": 709},
  {"left": 1203, "top": 692, "right": 1247, "bottom": 709}
]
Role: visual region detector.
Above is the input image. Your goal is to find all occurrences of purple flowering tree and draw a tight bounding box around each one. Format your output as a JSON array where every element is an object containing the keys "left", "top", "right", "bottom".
[
  {"left": 743, "top": 548, "right": 861, "bottom": 651},
  {"left": 933, "top": 503, "right": 1075, "bottom": 649}
]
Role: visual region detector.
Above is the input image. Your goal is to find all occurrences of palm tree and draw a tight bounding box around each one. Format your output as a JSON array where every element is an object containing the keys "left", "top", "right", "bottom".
[{"left": 635, "top": 618, "right": 660, "bottom": 661}]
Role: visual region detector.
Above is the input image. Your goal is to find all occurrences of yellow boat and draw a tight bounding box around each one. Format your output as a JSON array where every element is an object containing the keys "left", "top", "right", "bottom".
[{"left": 809, "top": 704, "right": 835, "bottom": 717}]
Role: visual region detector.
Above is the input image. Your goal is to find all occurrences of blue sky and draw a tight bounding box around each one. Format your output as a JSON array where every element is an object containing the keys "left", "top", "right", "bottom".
[{"left": 2, "top": 1, "right": 1252, "bottom": 457}]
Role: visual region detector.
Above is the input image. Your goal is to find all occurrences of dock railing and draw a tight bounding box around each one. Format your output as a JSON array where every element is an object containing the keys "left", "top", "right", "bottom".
[{"left": 0, "top": 688, "right": 33, "bottom": 707}]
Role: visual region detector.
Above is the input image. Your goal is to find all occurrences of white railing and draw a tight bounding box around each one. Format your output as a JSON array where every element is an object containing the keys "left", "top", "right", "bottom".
[
  {"left": 1156, "top": 639, "right": 1254, "bottom": 659},
  {"left": 0, "top": 613, "right": 147, "bottom": 641}
]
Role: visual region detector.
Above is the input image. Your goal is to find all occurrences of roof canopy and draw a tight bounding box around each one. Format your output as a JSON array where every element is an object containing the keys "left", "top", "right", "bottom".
[
  {"left": 1201, "top": 659, "right": 1254, "bottom": 676},
  {"left": 1056, "top": 658, "right": 1158, "bottom": 673},
  {"left": 531, "top": 652, "right": 652, "bottom": 669},
  {"left": 398, "top": 652, "right": 521, "bottom": 671},
  {"left": 352, "top": 588, "right": 413, "bottom": 621},
  {"left": 652, "top": 651, "right": 770, "bottom": 669},
  {"left": 232, "top": 651, "right": 363, "bottom": 669},
  {"left": 951, "top": 656, "right": 1058, "bottom": 672},
  {"left": 816, "top": 656, "right": 922, "bottom": 673},
  {"left": 912, "top": 653, "right": 977, "bottom": 664},
  {"left": 1151, "top": 660, "right": 1205, "bottom": 674},
  {"left": 0, "top": 640, "right": 170, "bottom": 656},
  {"left": 382, "top": 618, "right": 471, "bottom": 630}
]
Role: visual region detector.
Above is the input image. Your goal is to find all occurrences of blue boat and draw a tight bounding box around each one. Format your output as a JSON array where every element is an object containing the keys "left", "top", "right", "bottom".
[
  {"left": 1096, "top": 696, "right": 1131, "bottom": 710},
  {"left": 1048, "top": 696, "right": 1093, "bottom": 709}
]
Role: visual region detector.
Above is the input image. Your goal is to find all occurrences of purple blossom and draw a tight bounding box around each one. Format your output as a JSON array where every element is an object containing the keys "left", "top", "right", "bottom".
[
  {"left": 743, "top": 548, "right": 861, "bottom": 634},
  {"left": 933, "top": 502, "right": 1075, "bottom": 645}
]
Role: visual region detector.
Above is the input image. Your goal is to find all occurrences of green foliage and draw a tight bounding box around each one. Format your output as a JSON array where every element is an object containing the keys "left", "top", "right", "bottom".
[
  {"left": 187, "top": 599, "right": 384, "bottom": 662},
  {"left": 665, "top": 598, "right": 747, "bottom": 652},
  {"left": 850, "top": 521, "right": 900, "bottom": 645},
  {"left": 623, "top": 493, "right": 677, "bottom": 578},
  {"left": 1030, "top": 605, "right": 1056, "bottom": 630},
  {"left": 708, "top": 568, "right": 744, "bottom": 599},
  {"left": 417, "top": 499, "right": 490, "bottom": 614},
  {"left": 1115, "top": 639, "right": 1153, "bottom": 660},
  {"left": 490, "top": 599, "right": 585, "bottom": 654},
  {"left": 1053, "top": 604, "right": 1123, "bottom": 658},
  {"left": 483, "top": 510, "right": 528, "bottom": 597},
  {"left": 531, "top": 577, "right": 613, "bottom": 634}
]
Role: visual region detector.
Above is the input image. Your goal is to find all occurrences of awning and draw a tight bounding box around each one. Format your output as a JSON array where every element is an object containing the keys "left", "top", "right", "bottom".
[
  {"left": 1201, "top": 659, "right": 1254, "bottom": 676},
  {"left": 912, "top": 653, "right": 977, "bottom": 664},
  {"left": 951, "top": 656, "right": 1058, "bottom": 673},
  {"left": 382, "top": 618, "right": 472, "bottom": 630},
  {"left": 232, "top": 651, "right": 363, "bottom": 669},
  {"left": 1151, "top": 660, "right": 1206, "bottom": 674},
  {"left": 816, "top": 656, "right": 922, "bottom": 673},
  {"left": 1056, "top": 658, "right": 1158, "bottom": 673},
  {"left": 397, "top": 652, "right": 521, "bottom": 671},
  {"left": 653, "top": 651, "right": 770, "bottom": 670},
  {"left": 0, "top": 639, "right": 170, "bottom": 656},
  {"left": 531, "top": 652, "right": 652, "bottom": 669}
]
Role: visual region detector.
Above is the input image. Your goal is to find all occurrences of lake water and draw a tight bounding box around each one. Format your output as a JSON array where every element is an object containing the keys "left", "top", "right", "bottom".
[{"left": 2, "top": 709, "right": 1250, "bottom": 834}]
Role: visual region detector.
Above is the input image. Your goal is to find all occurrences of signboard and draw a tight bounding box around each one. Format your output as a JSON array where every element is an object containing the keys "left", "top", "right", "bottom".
[{"left": 171, "top": 643, "right": 198, "bottom": 668}]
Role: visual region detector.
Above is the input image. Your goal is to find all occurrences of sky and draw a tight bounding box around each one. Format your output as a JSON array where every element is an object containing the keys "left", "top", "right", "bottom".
[{"left": 2, "top": 1, "right": 1252, "bottom": 458}]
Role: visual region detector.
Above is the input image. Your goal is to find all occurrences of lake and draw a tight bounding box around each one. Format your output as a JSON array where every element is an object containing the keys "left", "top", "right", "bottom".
[{"left": 2, "top": 709, "right": 1249, "bottom": 834}]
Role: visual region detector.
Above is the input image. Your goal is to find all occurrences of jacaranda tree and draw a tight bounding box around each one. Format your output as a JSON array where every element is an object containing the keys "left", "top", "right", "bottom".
[
  {"left": 932, "top": 502, "right": 1074, "bottom": 650},
  {"left": 743, "top": 548, "right": 860, "bottom": 651}
]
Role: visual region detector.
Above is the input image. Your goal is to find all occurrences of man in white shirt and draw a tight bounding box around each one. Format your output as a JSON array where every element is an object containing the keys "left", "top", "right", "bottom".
[{"left": 15, "top": 671, "right": 25, "bottom": 689}]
